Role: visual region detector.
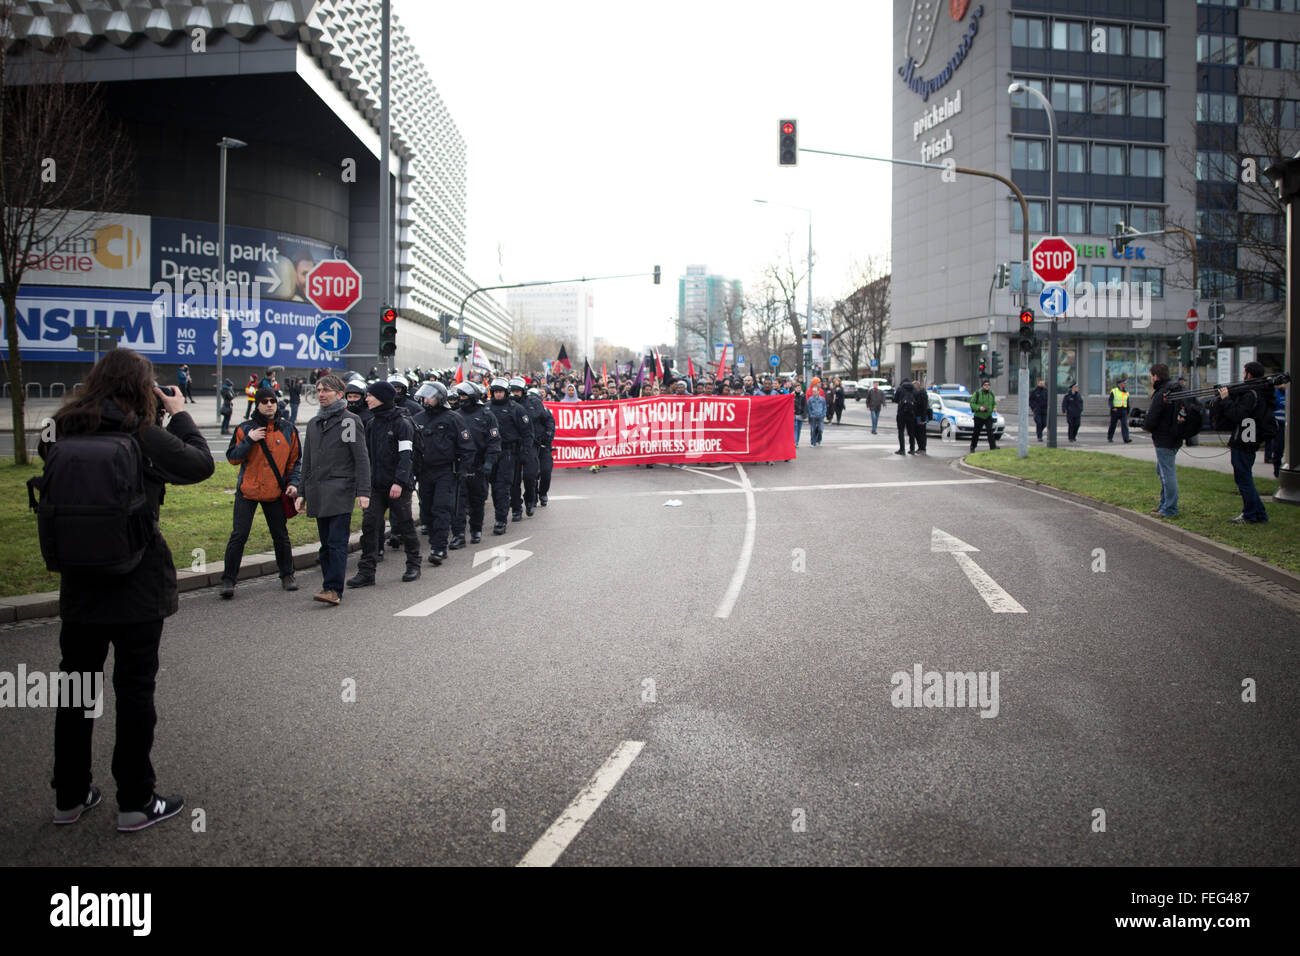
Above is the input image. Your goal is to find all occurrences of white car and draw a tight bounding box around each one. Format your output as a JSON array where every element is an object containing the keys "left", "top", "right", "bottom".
[{"left": 925, "top": 392, "right": 1004, "bottom": 441}]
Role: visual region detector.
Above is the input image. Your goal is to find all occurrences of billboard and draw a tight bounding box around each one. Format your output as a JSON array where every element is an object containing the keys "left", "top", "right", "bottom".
[
  {"left": 19, "top": 210, "right": 152, "bottom": 289},
  {"left": 2, "top": 286, "right": 342, "bottom": 367}
]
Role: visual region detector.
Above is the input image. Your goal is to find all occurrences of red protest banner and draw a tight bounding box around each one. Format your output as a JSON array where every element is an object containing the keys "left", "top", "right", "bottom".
[{"left": 548, "top": 394, "right": 795, "bottom": 467}]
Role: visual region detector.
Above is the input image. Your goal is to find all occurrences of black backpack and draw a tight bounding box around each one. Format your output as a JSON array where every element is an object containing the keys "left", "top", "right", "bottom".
[
  {"left": 1172, "top": 395, "right": 1206, "bottom": 441},
  {"left": 27, "top": 432, "right": 153, "bottom": 575}
]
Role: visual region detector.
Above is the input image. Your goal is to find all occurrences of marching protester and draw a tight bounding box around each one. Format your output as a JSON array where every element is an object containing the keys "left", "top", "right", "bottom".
[
  {"left": 1211, "top": 361, "right": 1276, "bottom": 525},
  {"left": 1141, "top": 363, "right": 1182, "bottom": 518},
  {"left": 38, "top": 349, "right": 214, "bottom": 831},
  {"left": 347, "top": 380, "right": 422, "bottom": 586},
  {"left": 220, "top": 387, "right": 303, "bottom": 598},
  {"left": 1062, "top": 383, "right": 1083, "bottom": 443},
  {"left": 299, "top": 374, "right": 370, "bottom": 605}
]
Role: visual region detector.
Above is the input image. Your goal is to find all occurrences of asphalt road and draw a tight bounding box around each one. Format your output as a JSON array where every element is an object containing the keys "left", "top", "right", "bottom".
[{"left": 1, "top": 421, "right": 1297, "bottom": 866}]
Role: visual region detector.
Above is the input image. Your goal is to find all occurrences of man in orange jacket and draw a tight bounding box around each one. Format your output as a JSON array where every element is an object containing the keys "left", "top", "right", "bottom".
[{"left": 220, "top": 387, "right": 303, "bottom": 597}]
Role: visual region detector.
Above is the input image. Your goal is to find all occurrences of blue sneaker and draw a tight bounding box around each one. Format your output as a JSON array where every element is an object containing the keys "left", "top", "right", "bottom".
[{"left": 117, "top": 793, "right": 184, "bottom": 833}]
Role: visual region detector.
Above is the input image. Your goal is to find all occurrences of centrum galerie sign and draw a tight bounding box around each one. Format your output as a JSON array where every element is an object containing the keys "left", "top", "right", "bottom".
[{"left": 898, "top": 1, "right": 983, "bottom": 102}]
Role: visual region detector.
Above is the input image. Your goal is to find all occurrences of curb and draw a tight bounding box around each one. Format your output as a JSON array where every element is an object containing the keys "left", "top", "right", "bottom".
[
  {"left": 0, "top": 532, "right": 366, "bottom": 624},
  {"left": 955, "top": 458, "right": 1300, "bottom": 595}
]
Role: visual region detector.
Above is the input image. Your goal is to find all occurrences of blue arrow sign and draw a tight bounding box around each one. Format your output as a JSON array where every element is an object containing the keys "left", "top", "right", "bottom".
[
  {"left": 314, "top": 316, "right": 352, "bottom": 353},
  {"left": 1039, "top": 285, "right": 1068, "bottom": 317},
  {"left": 769, "top": 354, "right": 781, "bottom": 368}
]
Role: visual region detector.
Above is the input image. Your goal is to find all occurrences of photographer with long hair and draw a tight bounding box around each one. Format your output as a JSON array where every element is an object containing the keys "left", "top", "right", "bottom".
[{"left": 39, "top": 349, "right": 214, "bottom": 832}]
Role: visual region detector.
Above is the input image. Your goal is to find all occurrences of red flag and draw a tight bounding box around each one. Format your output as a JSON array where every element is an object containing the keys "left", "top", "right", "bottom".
[
  {"left": 715, "top": 344, "right": 727, "bottom": 381},
  {"left": 602, "top": 362, "right": 607, "bottom": 382},
  {"left": 556, "top": 344, "right": 572, "bottom": 370},
  {"left": 453, "top": 364, "right": 464, "bottom": 384},
  {"left": 654, "top": 350, "right": 664, "bottom": 381},
  {"left": 688, "top": 356, "right": 696, "bottom": 379}
]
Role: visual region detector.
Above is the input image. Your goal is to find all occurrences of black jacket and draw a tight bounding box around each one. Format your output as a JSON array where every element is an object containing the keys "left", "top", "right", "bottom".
[
  {"left": 1142, "top": 378, "right": 1183, "bottom": 450},
  {"left": 460, "top": 401, "right": 502, "bottom": 473},
  {"left": 1062, "top": 392, "right": 1083, "bottom": 419},
  {"left": 365, "top": 402, "right": 417, "bottom": 490},
  {"left": 1212, "top": 383, "right": 1275, "bottom": 450},
  {"left": 1029, "top": 386, "right": 1048, "bottom": 415},
  {"left": 896, "top": 383, "right": 922, "bottom": 422},
  {"left": 490, "top": 397, "right": 534, "bottom": 450},
  {"left": 523, "top": 393, "right": 555, "bottom": 447},
  {"left": 413, "top": 405, "right": 475, "bottom": 473},
  {"left": 43, "top": 401, "right": 214, "bottom": 623}
]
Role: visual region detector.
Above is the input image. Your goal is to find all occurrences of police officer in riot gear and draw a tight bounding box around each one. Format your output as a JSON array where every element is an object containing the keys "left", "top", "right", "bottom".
[
  {"left": 389, "top": 374, "right": 422, "bottom": 419},
  {"left": 344, "top": 378, "right": 373, "bottom": 431},
  {"left": 508, "top": 377, "right": 540, "bottom": 517},
  {"left": 489, "top": 378, "right": 533, "bottom": 531},
  {"left": 347, "top": 380, "right": 422, "bottom": 586},
  {"left": 524, "top": 387, "right": 555, "bottom": 506},
  {"left": 451, "top": 381, "right": 500, "bottom": 547},
  {"left": 412, "top": 381, "right": 474, "bottom": 565}
]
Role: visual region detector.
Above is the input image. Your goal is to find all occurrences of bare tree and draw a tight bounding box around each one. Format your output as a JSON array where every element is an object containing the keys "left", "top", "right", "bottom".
[
  {"left": 507, "top": 310, "right": 563, "bottom": 375},
  {"left": 2, "top": 23, "right": 133, "bottom": 463},
  {"left": 763, "top": 234, "right": 813, "bottom": 378},
  {"left": 1169, "top": 64, "right": 1300, "bottom": 319},
  {"left": 830, "top": 257, "right": 890, "bottom": 380}
]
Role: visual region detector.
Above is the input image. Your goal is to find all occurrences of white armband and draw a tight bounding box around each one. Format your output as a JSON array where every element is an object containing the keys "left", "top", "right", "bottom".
[{"left": 398, "top": 440, "right": 414, "bottom": 452}]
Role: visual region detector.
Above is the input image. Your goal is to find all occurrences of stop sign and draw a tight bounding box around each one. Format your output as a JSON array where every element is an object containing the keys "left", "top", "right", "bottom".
[
  {"left": 1030, "top": 236, "right": 1076, "bottom": 285},
  {"left": 305, "top": 259, "right": 363, "bottom": 314}
]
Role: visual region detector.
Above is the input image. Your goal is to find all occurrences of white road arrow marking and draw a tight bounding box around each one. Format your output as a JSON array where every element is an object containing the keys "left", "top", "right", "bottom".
[
  {"left": 394, "top": 537, "right": 533, "bottom": 617},
  {"left": 518, "top": 740, "right": 645, "bottom": 867},
  {"left": 932, "top": 527, "right": 1026, "bottom": 613}
]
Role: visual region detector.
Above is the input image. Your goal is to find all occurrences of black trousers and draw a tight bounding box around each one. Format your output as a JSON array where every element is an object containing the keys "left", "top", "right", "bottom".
[
  {"left": 1033, "top": 410, "right": 1046, "bottom": 440},
  {"left": 512, "top": 445, "right": 538, "bottom": 512},
  {"left": 358, "top": 486, "right": 419, "bottom": 573},
  {"left": 536, "top": 445, "right": 554, "bottom": 499},
  {"left": 492, "top": 446, "right": 520, "bottom": 521},
  {"left": 455, "top": 472, "right": 488, "bottom": 535},
  {"left": 1067, "top": 416, "right": 1081, "bottom": 441},
  {"left": 969, "top": 417, "right": 997, "bottom": 450},
  {"left": 221, "top": 407, "right": 232, "bottom": 434},
  {"left": 53, "top": 618, "right": 164, "bottom": 811},
  {"left": 898, "top": 420, "right": 916, "bottom": 453},
  {"left": 420, "top": 465, "right": 457, "bottom": 551},
  {"left": 222, "top": 490, "right": 294, "bottom": 583},
  {"left": 914, "top": 417, "right": 928, "bottom": 451},
  {"left": 1108, "top": 408, "right": 1130, "bottom": 441}
]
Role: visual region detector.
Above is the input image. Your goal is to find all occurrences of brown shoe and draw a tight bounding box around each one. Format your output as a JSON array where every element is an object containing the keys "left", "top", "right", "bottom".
[{"left": 312, "top": 590, "right": 341, "bottom": 605}]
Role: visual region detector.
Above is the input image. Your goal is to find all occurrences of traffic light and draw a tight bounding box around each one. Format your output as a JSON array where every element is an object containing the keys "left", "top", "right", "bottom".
[
  {"left": 994, "top": 263, "right": 1009, "bottom": 289},
  {"left": 991, "top": 351, "right": 1003, "bottom": 378},
  {"left": 978, "top": 356, "right": 988, "bottom": 377},
  {"left": 653, "top": 265, "right": 661, "bottom": 285},
  {"left": 1018, "top": 308, "right": 1035, "bottom": 352},
  {"left": 1179, "top": 332, "right": 1192, "bottom": 366},
  {"left": 438, "top": 312, "right": 455, "bottom": 344},
  {"left": 457, "top": 337, "right": 471, "bottom": 358},
  {"left": 379, "top": 306, "right": 397, "bottom": 357},
  {"left": 1111, "top": 220, "right": 1138, "bottom": 257},
  {"left": 779, "top": 119, "right": 797, "bottom": 166},
  {"left": 1211, "top": 301, "right": 1225, "bottom": 345}
]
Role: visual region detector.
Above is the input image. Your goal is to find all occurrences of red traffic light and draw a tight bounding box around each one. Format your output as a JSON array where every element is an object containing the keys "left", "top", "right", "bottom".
[
  {"left": 782, "top": 122, "right": 794, "bottom": 135},
  {"left": 1020, "top": 309, "right": 1034, "bottom": 325},
  {"left": 381, "top": 308, "right": 396, "bottom": 323}
]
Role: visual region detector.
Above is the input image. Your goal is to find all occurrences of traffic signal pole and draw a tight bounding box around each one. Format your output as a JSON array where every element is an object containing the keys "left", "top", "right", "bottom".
[
  {"left": 800, "top": 147, "right": 1033, "bottom": 457},
  {"left": 1263, "top": 155, "right": 1300, "bottom": 505}
]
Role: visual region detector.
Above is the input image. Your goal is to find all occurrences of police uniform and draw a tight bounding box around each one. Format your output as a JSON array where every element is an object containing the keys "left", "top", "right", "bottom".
[
  {"left": 509, "top": 380, "right": 540, "bottom": 515},
  {"left": 1108, "top": 383, "right": 1131, "bottom": 442},
  {"left": 413, "top": 396, "right": 474, "bottom": 561},
  {"left": 455, "top": 386, "right": 501, "bottom": 543},
  {"left": 524, "top": 390, "right": 556, "bottom": 505},
  {"left": 490, "top": 382, "right": 533, "bottom": 529},
  {"left": 351, "top": 393, "right": 421, "bottom": 582}
]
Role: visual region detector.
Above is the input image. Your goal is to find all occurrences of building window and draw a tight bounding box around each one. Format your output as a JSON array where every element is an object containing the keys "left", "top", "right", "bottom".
[
  {"left": 1132, "top": 28, "right": 1163, "bottom": 59},
  {"left": 1092, "top": 144, "right": 1126, "bottom": 176},
  {"left": 1092, "top": 84, "right": 1126, "bottom": 115},
  {"left": 1196, "top": 93, "right": 1238, "bottom": 124},
  {"left": 1200, "top": 268, "right": 1235, "bottom": 299},
  {"left": 1131, "top": 147, "right": 1163, "bottom": 178},
  {"left": 1131, "top": 268, "right": 1165, "bottom": 297},
  {"left": 1197, "top": 35, "right": 1239, "bottom": 65},
  {"left": 1011, "top": 199, "right": 1048, "bottom": 233},
  {"left": 1131, "top": 88, "right": 1164, "bottom": 119},
  {"left": 1011, "top": 77, "right": 1047, "bottom": 108},
  {"left": 1052, "top": 81, "right": 1087, "bottom": 113},
  {"left": 1196, "top": 208, "right": 1237, "bottom": 238},
  {"left": 1196, "top": 151, "right": 1236, "bottom": 182},
  {"left": 1130, "top": 206, "right": 1163, "bottom": 233},
  {"left": 1101, "top": 25, "right": 1125, "bottom": 56},
  {"left": 1052, "top": 20, "right": 1086, "bottom": 51},
  {"left": 1092, "top": 265, "right": 1125, "bottom": 286},
  {"left": 1057, "top": 142, "right": 1086, "bottom": 173},
  {"left": 1012, "top": 139, "right": 1046, "bottom": 170},
  {"left": 1012, "top": 16, "right": 1046, "bottom": 48},
  {"left": 1092, "top": 204, "right": 1126, "bottom": 235},
  {"left": 1057, "top": 202, "right": 1087, "bottom": 234}
]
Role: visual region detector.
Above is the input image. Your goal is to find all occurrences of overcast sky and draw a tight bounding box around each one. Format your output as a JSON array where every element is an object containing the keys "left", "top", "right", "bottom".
[{"left": 395, "top": 0, "right": 895, "bottom": 354}]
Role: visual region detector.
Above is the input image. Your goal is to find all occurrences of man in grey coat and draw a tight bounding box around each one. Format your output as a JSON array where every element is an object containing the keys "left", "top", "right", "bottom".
[{"left": 298, "top": 374, "right": 371, "bottom": 605}]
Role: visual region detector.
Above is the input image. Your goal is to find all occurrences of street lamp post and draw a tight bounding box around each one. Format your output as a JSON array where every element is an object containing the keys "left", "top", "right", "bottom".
[
  {"left": 1008, "top": 81, "right": 1059, "bottom": 448},
  {"left": 215, "top": 136, "right": 247, "bottom": 426},
  {"left": 754, "top": 199, "right": 813, "bottom": 386}
]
